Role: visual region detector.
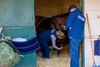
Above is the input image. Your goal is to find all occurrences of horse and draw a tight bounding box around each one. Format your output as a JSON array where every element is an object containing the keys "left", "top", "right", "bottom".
[
  {"left": 35, "top": 16, "right": 54, "bottom": 35},
  {"left": 52, "top": 13, "right": 70, "bottom": 44},
  {"left": 52, "top": 13, "right": 69, "bottom": 31},
  {"left": 35, "top": 13, "right": 69, "bottom": 33},
  {"left": 35, "top": 13, "right": 69, "bottom": 56}
]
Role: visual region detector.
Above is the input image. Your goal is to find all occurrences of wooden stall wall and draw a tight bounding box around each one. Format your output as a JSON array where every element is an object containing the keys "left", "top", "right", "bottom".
[
  {"left": 84, "top": 0, "right": 100, "bottom": 67},
  {"left": 35, "top": 0, "right": 81, "bottom": 17},
  {"left": 0, "top": 0, "right": 37, "bottom": 67}
]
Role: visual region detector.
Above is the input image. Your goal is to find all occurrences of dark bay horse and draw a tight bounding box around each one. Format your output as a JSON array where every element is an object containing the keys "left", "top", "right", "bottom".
[
  {"left": 35, "top": 13, "right": 69, "bottom": 56},
  {"left": 35, "top": 13, "right": 69, "bottom": 34},
  {"left": 35, "top": 16, "right": 54, "bottom": 35},
  {"left": 52, "top": 13, "right": 69, "bottom": 30}
]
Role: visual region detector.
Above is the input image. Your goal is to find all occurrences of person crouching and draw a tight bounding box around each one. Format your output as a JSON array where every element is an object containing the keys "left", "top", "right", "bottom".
[{"left": 39, "top": 30, "right": 65, "bottom": 59}]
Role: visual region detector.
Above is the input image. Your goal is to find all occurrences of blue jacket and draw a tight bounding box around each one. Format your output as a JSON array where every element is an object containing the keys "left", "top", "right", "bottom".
[
  {"left": 39, "top": 30, "right": 56, "bottom": 41},
  {"left": 65, "top": 9, "right": 85, "bottom": 40}
]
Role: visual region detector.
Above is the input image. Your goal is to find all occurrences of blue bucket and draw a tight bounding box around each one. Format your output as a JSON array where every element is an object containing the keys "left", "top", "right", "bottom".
[
  {"left": 98, "top": 65, "right": 100, "bottom": 67},
  {"left": 94, "top": 38, "right": 100, "bottom": 56}
]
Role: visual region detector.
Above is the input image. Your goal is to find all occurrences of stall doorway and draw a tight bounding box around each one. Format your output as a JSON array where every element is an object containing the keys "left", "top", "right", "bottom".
[{"left": 35, "top": 0, "right": 84, "bottom": 67}]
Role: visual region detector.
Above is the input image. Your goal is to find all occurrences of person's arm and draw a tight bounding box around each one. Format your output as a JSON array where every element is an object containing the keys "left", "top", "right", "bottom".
[
  {"left": 65, "top": 12, "right": 75, "bottom": 30},
  {"left": 51, "top": 34, "right": 62, "bottom": 50}
]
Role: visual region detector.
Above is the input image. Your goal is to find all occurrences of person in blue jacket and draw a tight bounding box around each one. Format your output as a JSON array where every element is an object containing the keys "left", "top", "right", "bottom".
[
  {"left": 39, "top": 30, "right": 64, "bottom": 58},
  {"left": 65, "top": 4, "right": 85, "bottom": 67}
]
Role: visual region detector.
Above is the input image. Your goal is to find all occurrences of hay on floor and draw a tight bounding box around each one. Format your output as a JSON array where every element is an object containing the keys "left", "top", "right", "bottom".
[
  {"left": 36, "top": 44, "right": 70, "bottom": 67},
  {"left": 36, "top": 43, "right": 82, "bottom": 67}
]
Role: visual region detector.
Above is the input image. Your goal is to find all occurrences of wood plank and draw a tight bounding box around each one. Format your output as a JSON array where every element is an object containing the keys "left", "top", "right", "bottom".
[
  {"left": 85, "top": 3, "right": 100, "bottom": 11},
  {"left": 85, "top": 11, "right": 100, "bottom": 19},
  {"left": 85, "top": 0, "right": 100, "bottom": 3},
  {"left": 85, "top": 19, "right": 100, "bottom": 35}
]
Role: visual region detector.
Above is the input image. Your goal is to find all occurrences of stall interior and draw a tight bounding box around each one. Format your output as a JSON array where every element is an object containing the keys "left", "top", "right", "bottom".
[{"left": 35, "top": 0, "right": 82, "bottom": 67}]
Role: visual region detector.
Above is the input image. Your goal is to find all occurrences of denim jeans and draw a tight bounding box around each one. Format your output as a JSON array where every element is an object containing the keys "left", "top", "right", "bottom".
[
  {"left": 39, "top": 37, "right": 50, "bottom": 58},
  {"left": 70, "top": 38, "right": 81, "bottom": 67}
]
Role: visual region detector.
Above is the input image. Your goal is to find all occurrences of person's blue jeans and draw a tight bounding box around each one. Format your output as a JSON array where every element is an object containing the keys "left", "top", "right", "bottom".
[
  {"left": 39, "top": 37, "right": 50, "bottom": 58},
  {"left": 70, "top": 38, "right": 81, "bottom": 67}
]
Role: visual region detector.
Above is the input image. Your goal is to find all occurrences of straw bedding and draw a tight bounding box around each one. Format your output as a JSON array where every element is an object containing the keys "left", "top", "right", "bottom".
[
  {"left": 36, "top": 44, "right": 70, "bottom": 67},
  {"left": 36, "top": 44, "right": 82, "bottom": 67}
]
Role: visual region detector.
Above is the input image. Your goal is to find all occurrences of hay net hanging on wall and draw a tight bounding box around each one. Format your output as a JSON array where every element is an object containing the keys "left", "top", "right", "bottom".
[
  {"left": 0, "top": 27, "right": 20, "bottom": 67},
  {"left": 0, "top": 40, "right": 20, "bottom": 67}
]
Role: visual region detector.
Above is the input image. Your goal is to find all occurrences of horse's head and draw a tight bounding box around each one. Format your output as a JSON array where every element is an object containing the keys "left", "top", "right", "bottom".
[{"left": 52, "top": 13, "right": 69, "bottom": 30}]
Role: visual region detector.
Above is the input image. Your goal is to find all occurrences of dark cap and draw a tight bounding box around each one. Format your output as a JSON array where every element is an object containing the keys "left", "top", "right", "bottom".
[{"left": 68, "top": 4, "right": 77, "bottom": 12}]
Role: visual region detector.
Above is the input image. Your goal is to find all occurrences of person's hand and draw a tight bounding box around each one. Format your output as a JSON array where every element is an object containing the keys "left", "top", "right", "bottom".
[
  {"left": 59, "top": 47, "right": 63, "bottom": 50},
  {"left": 61, "top": 25, "right": 66, "bottom": 30}
]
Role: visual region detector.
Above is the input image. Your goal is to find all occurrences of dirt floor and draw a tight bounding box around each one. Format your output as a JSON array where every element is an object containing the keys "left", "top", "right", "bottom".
[{"left": 36, "top": 43, "right": 82, "bottom": 67}]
